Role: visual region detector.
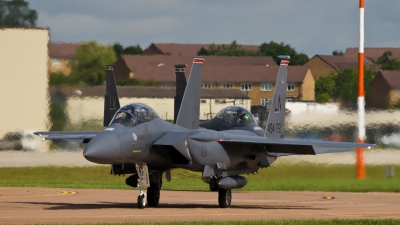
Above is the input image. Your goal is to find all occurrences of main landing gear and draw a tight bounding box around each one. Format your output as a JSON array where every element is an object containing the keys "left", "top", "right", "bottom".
[{"left": 218, "top": 188, "right": 232, "bottom": 208}]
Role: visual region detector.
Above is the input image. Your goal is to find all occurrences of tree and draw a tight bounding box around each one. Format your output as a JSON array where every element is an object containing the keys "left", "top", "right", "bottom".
[
  {"left": 375, "top": 51, "right": 400, "bottom": 71},
  {"left": 315, "top": 74, "right": 335, "bottom": 103},
  {"left": 0, "top": 0, "right": 37, "bottom": 27},
  {"left": 315, "top": 68, "right": 374, "bottom": 104},
  {"left": 70, "top": 41, "right": 116, "bottom": 86},
  {"left": 123, "top": 44, "right": 143, "bottom": 55},
  {"left": 113, "top": 43, "right": 124, "bottom": 58},
  {"left": 197, "top": 40, "right": 259, "bottom": 56},
  {"left": 113, "top": 43, "right": 143, "bottom": 58},
  {"left": 332, "top": 50, "right": 344, "bottom": 56},
  {"left": 258, "top": 41, "right": 309, "bottom": 65}
]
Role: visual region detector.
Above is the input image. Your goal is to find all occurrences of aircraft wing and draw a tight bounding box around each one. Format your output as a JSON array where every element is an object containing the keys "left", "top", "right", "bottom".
[
  {"left": 34, "top": 131, "right": 100, "bottom": 143},
  {"left": 214, "top": 135, "right": 375, "bottom": 155}
]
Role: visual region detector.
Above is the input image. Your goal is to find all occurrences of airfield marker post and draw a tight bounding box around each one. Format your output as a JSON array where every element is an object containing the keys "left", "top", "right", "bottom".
[{"left": 357, "top": 0, "right": 366, "bottom": 180}]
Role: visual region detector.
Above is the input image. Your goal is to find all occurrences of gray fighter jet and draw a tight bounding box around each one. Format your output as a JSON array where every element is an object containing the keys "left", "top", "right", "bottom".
[{"left": 35, "top": 56, "right": 375, "bottom": 209}]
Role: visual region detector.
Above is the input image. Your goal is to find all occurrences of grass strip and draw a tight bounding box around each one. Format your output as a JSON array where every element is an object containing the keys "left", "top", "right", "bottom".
[{"left": 1, "top": 164, "right": 399, "bottom": 192}]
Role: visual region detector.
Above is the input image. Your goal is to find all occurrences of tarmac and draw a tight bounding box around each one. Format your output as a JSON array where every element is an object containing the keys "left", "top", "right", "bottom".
[{"left": 1, "top": 188, "right": 400, "bottom": 224}]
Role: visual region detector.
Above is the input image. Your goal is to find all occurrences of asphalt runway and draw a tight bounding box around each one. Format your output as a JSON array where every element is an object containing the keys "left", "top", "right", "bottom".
[{"left": 1, "top": 188, "right": 400, "bottom": 224}]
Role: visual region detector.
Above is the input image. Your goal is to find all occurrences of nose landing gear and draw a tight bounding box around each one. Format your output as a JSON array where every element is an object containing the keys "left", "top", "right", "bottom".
[{"left": 135, "top": 163, "right": 150, "bottom": 209}]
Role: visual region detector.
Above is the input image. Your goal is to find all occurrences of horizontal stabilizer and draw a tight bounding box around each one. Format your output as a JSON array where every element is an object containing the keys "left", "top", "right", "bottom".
[{"left": 34, "top": 131, "right": 100, "bottom": 143}]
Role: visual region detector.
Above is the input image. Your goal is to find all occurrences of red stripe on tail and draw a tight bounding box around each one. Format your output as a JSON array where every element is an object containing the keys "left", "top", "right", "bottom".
[
  {"left": 280, "top": 60, "right": 289, "bottom": 65},
  {"left": 193, "top": 58, "right": 204, "bottom": 63}
]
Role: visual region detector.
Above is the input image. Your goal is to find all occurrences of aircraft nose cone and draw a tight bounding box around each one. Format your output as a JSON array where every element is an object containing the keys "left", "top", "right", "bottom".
[{"left": 83, "top": 131, "right": 121, "bottom": 164}]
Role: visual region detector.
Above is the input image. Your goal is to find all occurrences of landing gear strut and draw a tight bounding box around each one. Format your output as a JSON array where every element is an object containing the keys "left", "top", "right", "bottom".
[
  {"left": 135, "top": 163, "right": 149, "bottom": 209},
  {"left": 218, "top": 188, "right": 231, "bottom": 208}
]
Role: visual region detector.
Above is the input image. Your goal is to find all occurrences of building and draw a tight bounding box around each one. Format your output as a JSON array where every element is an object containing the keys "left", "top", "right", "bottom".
[
  {"left": 58, "top": 86, "right": 250, "bottom": 123},
  {"left": 0, "top": 28, "right": 50, "bottom": 151},
  {"left": 114, "top": 55, "right": 314, "bottom": 105},
  {"left": 369, "top": 70, "right": 400, "bottom": 109},
  {"left": 114, "top": 54, "right": 276, "bottom": 81},
  {"left": 48, "top": 42, "right": 79, "bottom": 75},
  {"left": 345, "top": 47, "right": 400, "bottom": 61},
  {"left": 144, "top": 43, "right": 260, "bottom": 56},
  {"left": 305, "top": 55, "right": 375, "bottom": 80}
]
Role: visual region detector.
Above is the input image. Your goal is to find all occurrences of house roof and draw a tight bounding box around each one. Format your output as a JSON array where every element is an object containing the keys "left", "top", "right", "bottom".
[
  {"left": 312, "top": 55, "right": 375, "bottom": 70},
  {"left": 380, "top": 70, "right": 400, "bottom": 89},
  {"left": 58, "top": 86, "right": 250, "bottom": 99},
  {"left": 144, "top": 43, "right": 260, "bottom": 57},
  {"left": 118, "top": 55, "right": 309, "bottom": 83},
  {"left": 49, "top": 42, "right": 79, "bottom": 59},
  {"left": 344, "top": 48, "right": 400, "bottom": 61},
  {"left": 120, "top": 55, "right": 276, "bottom": 72}
]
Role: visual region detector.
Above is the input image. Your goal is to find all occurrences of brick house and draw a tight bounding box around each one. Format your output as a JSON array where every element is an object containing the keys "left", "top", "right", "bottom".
[
  {"left": 305, "top": 55, "right": 375, "bottom": 80},
  {"left": 114, "top": 55, "right": 314, "bottom": 105},
  {"left": 48, "top": 42, "right": 79, "bottom": 75},
  {"left": 369, "top": 70, "right": 400, "bottom": 108},
  {"left": 144, "top": 43, "right": 260, "bottom": 56}
]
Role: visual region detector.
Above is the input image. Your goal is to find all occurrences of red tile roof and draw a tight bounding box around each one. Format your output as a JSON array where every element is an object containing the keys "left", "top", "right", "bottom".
[
  {"left": 49, "top": 42, "right": 79, "bottom": 59},
  {"left": 314, "top": 55, "right": 375, "bottom": 70},
  {"left": 344, "top": 48, "right": 400, "bottom": 61},
  {"left": 119, "top": 55, "right": 308, "bottom": 83},
  {"left": 144, "top": 43, "right": 260, "bottom": 57},
  {"left": 380, "top": 70, "right": 400, "bottom": 89}
]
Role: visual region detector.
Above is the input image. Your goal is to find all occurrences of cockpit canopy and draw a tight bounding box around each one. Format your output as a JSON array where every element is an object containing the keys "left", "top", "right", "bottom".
[
  {"left": 215, "top": 106, "right": 256, "bottom": 126},
  {"left": 110, "top": 103, "right": 159, "bottom": 127}
]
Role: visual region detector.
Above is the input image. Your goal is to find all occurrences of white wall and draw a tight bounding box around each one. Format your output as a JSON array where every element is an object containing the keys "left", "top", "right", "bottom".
[
  {"left": 0, "top": 28, "right": 50, "bottom": 151},
  {"left": 66, "top": 97, "right": 251, "bottom": 124}
]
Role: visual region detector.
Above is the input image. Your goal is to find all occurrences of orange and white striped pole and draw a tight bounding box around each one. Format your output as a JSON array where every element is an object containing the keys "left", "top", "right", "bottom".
[{"left": 357, "top": 0, "right": 366, "bottom": 179}]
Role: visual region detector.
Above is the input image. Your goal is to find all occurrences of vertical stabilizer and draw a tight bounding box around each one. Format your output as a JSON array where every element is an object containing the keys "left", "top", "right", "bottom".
[
  {"left": 264, "top": 56, "right": 290, "bottom": 138},
  {"left": 176, "top": 57, "right": 204, "bottom": 129},
  {"left": 174, "top": 64, "right": 188, "bottom": 123},
  {"left": 103, "top": 65, "right": 121, "bottom": 126}
]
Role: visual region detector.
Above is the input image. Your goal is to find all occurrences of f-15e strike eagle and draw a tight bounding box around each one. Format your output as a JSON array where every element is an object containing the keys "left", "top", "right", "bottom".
[{"left": 35, "top": 56, "right": 375, "bottom": 209}]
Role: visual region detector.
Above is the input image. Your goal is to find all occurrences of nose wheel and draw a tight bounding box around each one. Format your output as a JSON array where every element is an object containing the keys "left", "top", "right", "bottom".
[{"left": 137, "top": 191, "right": 147, "bottom": 209}]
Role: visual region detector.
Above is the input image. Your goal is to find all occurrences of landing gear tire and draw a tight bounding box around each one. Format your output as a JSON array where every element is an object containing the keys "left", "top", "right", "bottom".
[
  {"left": 209, "top": 178, "right": 219, "bottom": 192},
  {"left": 147, "top": 185, "right": 160, "bottom": 207},
  {"left": 137, "top": 194, "right": 146, "bottom": 209},
  {"left": 218, "top": 188, "right": 231, "bottom": 208}
]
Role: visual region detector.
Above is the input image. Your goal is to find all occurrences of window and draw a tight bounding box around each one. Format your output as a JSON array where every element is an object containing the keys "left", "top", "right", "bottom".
[
  {"left": 223, "top": 83, "right": 233, "bottom": 88},
  {"left": 52, "top": 59, "right": 61, "bottom": 67},
  {"left": 287, "top": 83, "right": 295, "bottom": 91},
  {"left": 201, "top": 99, "right": 207, "bottom": 104},
  {"left": 261, "top": 83, "right": 272, "bottom": 91},
  {"left": 241, "top": 83, "right": 252, "bottom": 91},
  {"left": 261, "top": 99, "right": 272, "bottom": 106},
  {"left": 201, "top": 83, "right": 212, "bottom": 88},
  {"left": 162, "top": 82, "right": 173, "bottom": 87}
]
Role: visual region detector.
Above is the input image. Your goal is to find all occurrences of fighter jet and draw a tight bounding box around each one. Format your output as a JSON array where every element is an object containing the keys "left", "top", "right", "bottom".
[{"left": 35, "top": 56, "right": 375, "bottom": 209}]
